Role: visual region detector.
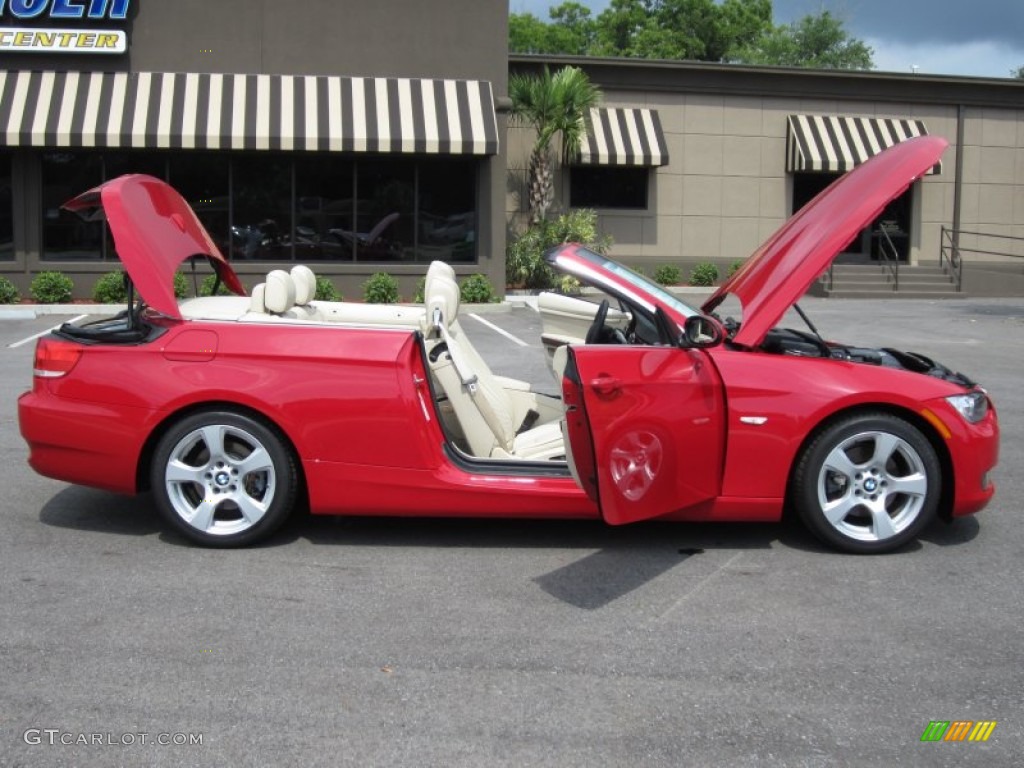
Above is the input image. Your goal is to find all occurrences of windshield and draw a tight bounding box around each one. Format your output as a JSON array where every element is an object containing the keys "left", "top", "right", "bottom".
[
  {"left": 552, "top": 245, "right": 698, "bottom": 319},
  {"left": 601, "top": 259, "right": 697, "bottom": 317}
]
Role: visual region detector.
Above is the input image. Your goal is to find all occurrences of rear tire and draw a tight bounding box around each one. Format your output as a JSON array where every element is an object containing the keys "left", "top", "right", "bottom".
[
  {"left": 792, "top": 413, "right": 940, "bottom": 554},
  {"left": 150, "top": 410, "right": 297, "bottom": 547}
]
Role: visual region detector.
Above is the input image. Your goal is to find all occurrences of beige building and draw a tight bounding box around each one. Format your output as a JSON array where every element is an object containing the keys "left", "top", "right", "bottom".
[
  {"left": 507, "top": 56, "right": 1024, "bottom": 296},
  {"left": 2, "top": 3, "right": 1021, "bottom": 300},
  {"left": 0, "top": 0, "right": 511, "bottom": 300}
]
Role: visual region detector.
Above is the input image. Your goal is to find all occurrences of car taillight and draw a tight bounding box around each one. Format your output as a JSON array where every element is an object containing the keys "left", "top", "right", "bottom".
[{"left": 33, "top": 338, "right": 83, "bottom": 378}]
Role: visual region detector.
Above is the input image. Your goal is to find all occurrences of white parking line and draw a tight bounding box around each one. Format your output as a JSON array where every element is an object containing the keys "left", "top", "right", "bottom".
[
  {"left": 8, "top": 315, "right": 88, "bottom": 349},
  {"left": 468, "top": 313, "right": 529, "bottom": 347}
]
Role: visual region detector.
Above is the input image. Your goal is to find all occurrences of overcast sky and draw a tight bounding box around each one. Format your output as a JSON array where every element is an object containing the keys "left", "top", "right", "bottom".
[{"left": 509, "top": 0, "right": 1024, "bottom": 78}]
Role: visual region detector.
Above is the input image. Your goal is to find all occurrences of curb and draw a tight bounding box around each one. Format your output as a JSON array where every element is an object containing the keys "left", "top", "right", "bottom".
[{"left": 0, "top": 304, "right": 126, "bottom": 319}]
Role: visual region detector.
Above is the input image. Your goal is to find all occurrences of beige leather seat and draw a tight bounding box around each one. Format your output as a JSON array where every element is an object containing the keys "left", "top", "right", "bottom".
[
  {"left": 423, "top": 261, "right": 532, "bottom": 391},
  {"left": 423, "top": 265, "right": 564, "bottom": 460}
]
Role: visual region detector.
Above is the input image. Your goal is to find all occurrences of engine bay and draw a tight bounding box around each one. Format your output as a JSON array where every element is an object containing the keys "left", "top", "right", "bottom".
[{"left": 721, "top": 308, "right": 977, "bottom": 388}]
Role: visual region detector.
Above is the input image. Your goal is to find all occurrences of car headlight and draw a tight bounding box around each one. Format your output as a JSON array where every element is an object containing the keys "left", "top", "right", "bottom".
[{"left": 946, "top": 391, "right": 989, "bottom": 423}]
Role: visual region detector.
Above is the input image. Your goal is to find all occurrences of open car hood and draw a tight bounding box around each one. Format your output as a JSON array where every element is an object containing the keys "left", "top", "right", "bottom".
[
  {"left": 702, "top": 136, "right": 948, "bottom": 347},
  {"left": 63, "top": 174, "right": 245, "bottom": 320}
]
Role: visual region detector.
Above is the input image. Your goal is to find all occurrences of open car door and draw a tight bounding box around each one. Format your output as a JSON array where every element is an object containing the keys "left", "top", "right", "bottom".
[{"left": 561, "top": 343, "right": 725, "bottom": 525}]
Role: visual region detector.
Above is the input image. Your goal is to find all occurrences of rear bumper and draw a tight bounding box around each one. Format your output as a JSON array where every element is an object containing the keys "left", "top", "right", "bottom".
[{"left": 18, "top": 388, "right": 149, "bottom": 495}]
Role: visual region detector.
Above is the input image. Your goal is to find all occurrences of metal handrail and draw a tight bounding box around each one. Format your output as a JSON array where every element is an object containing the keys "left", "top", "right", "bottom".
[
  {"left": 939, "top": 225, "right": 963, "bottom": 292},
  {"left": 949, "top": 228, "right": 1024, "bottom": 243},
  {"left": 940, "top": 226, "right": 1024, "bottom": 293},
  {"left": 876, "top": 227, "right": 899, "bottom": 291}
]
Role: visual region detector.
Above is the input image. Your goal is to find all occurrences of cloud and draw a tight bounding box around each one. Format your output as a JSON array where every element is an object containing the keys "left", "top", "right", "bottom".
[
  {"left": 773, "top": 0, "right": 1024, "bottom": 50},
  {"left": 867, "top": 37, "right": 1024, "bottom": 78}
]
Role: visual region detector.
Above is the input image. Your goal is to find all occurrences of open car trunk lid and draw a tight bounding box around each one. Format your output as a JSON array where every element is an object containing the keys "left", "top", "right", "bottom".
[{"left": 62, "top": 174, "right": 245, "bottom": 320}]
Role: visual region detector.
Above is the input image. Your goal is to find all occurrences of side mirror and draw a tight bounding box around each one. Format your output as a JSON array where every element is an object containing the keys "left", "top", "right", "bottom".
[
  {"left": 653, "top": 306, "right": 723, "bottom": 349},
  {"left": 680, "top": 314, "right": 723, "bottom": 348}
]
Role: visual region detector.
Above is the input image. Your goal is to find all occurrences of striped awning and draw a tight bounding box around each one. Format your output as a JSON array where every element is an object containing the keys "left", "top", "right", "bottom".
[
  {"left": 787, "top": 114, "right": 940, "bottom": 174},
  {"left": 575, "top": 107, "right": 669, "bottom": 167},
  {"left": 0, "top": 70, "right": 499, "bottom": 155}
]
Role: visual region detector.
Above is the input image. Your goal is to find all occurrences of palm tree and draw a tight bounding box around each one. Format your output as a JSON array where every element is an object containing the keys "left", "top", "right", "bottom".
[{"left": 509, "top": 66, "right": 601, "bottom": 224}]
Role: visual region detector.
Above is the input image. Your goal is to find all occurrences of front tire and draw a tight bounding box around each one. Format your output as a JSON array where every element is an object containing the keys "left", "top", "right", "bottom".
[
  {"left": 150, "top": 410, "right": 298, "bottom": 547},
  {"left": 792, "top": 413, "right": 940, "bottom": 554}
]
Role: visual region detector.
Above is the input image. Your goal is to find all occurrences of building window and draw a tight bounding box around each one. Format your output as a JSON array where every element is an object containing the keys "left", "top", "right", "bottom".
[
  {"left": 227, "top": 153, "right": 479, "bottom": 263},
  {"left": 169, "top": 153, "right": 231, "bottom": 256},
  {"left": 41, "top": 150, "right": 481, "bottom": 263},
  {"left": 418, "top": 158, "right": 477, "bottom": 263},
  {"left": 352, "top": 157, "right": 414, "bottom": 262},
  {"left": 231, "top": 155, "right": 294, "bottom": 262},
  {"left": 0, "top": 152, "right": 12, "bottom": 261},
  {"left": 294, "top": 154, "right": 354, "bottom": 261},
  {"left": 570, "top": 167, "right": 649, "bottom": 209}
]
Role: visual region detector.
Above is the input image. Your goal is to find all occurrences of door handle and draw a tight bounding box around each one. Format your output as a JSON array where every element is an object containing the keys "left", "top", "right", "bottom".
[{"left": 590, "top": 375, "right": 622, "bottom": 397}]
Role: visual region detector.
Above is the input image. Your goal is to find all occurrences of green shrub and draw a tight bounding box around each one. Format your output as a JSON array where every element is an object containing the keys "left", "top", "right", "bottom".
[
  {"left": 727, "top": 259, "right": 745, "bottom": 278},
  {"left": 653, "top": 264, "right": 682, "bottom": 286},
  {"left": 31, "top": 271, "right": 74, "bottom": 304},
  {"left": 460, "top": 274, "right": 496, "bottom": 304},
  {"left": 363, "top": 272, "right": 398, "bottom": 304},
  {"left": 173, "top": 272, "right": 189, "bottom": 298},
  {"left": 315, "top": 276, "right": 341, "bottom": 301},
  {"left": 0, "top": 276, "right": 21, "bottom": 304},
  {"left": 412, "top": 276, "right": 427, "bottom": 304},
  {"left": 688, "top": 262, "right": 720, "bottom": 287},
  {"left": 200, "top": 273, "right": 233, "bottom": 297},
  {"left": 506, "top": 228, "right": 555, "bottom": 290},
  {"left": 557, "top": 275, "right": 582, "bottom": 295},
  {"left": 93, "top": 271, "right": 128, "bottom": 303},
  {"left": 506, "top": 208, "right": 613, "bottom": 290}
]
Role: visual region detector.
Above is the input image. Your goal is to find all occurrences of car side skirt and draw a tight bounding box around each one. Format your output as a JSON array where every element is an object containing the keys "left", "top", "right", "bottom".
[{"left": 303, "top": 459, "right": 598, "bottom": 519}]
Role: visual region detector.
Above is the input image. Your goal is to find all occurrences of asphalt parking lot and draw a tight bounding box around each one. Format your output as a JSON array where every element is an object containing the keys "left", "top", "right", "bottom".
[{"left": 1, "top": 296, "right": 1022, "bottom": 767}]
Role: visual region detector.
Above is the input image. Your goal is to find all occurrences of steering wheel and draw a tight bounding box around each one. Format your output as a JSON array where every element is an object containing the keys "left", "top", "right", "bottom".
[{"left": 585, "top": 299, "right": 610, "bottom": 344}]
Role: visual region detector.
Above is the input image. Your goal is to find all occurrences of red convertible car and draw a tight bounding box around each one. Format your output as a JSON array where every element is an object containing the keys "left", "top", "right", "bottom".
[{"left": 19, "top": 136, "right": 998, "bottom": 552}]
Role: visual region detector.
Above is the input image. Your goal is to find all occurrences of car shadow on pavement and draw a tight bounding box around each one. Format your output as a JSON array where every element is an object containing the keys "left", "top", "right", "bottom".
[
  {"left": 297, "top": 513, "right": 780, "bottom": 551},
  {"left": 39, "top": 486, "right": 163, "bottom": 537},
  {"left": 300, "top": 515, "right": 791, "bottom": 609},
  {"left": 37, "top": 487, "right": 982, "bottom": 606},
  {"left": 532, "top": 545, "right": 703, "bottom": 609},
  {"left": 921, "top": 515, "right": 981, "bottom": 547}
]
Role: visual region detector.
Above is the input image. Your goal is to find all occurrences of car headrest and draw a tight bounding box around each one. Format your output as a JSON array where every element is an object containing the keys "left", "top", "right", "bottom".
[
  {"left": 425, "top": 260, "right": 456, "bottom": 285},
  {"left": 426, "top": 274, "right": 460, "bottom": 333},
  {"left": 424, "top": 262, "right": 458, "bottom": 332},
  {"left": 291, "top": 265, "right": 316, "bottom": 305},
  {"left": 264, "top": 270, "right": 296, "bottom": 314},
  {"left": 250, "top": 283, "right": 266, "bottom": 313}
]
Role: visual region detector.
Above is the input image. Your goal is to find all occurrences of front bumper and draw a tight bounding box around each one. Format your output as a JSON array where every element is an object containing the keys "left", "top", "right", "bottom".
[{"left": 923, "top": 395, "right": 999, "bottom": 518}]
